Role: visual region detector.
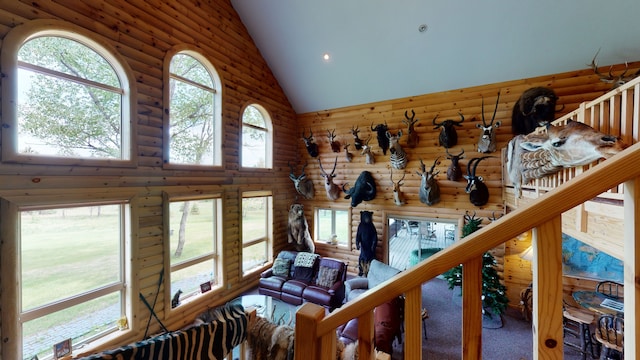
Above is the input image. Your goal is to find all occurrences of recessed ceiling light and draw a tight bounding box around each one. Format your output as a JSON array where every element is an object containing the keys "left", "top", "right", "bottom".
[
  {"left": 418, "top": 24, "right": 428, "bottom": 33},
  {"left": 323, "top": 53, "right": 331, "bottom": 61}
]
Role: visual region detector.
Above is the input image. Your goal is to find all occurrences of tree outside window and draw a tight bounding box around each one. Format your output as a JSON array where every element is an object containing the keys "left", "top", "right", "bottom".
[
  {"left": 242, "top": 192, "right": 272, "bottom": 274},
  {"left": 241, "top": 104, "right": 272, "bottom": 168}
]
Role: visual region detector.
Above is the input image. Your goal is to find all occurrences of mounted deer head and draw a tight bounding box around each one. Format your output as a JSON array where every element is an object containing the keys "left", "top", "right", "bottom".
[
  {"left": 476, "top": 93, "right": 502, "bottom": 153},
  {"left": 386, "top": 129, "right": 407, "bottom": 170},
  {"left": 371, "top": 121, "right": 390, "bottom": 155},
  {"left": 288, "top": 161, "right": 315, "bottom": 200},
  {"left": 416, "top": 157, "right": 441, "bottom": 206},
  {"left": 402, "top": 110, "right": 420, "bottom": 148},
  {"left": 487, "top": 211, "right": 503, "bottom": 223},
  {"left": 302, "top": 129, "right": 319, "bottom": 158},
  {"left": 327, "top": 128, "right": 341, "bottom": 153},
  {"left": 350, "top": 125, "right": 364, "bottom": 150},
  {"left": 318, "top": 157, "right": 341, "bottom": 201},
  {"left": 433, "top": 112, "right": 465, "bottom": 148},
  {"left": 464, "top": 156, "right": 492, "bottom": 206},
  {"left": 361, "top": 136, "right": 375, "bottom": 165},
  {"left": 389, "top": 167, "right": 406, "bottom": 206},
  {"left": 343, "top": 143, "right": 353, "bottom": 163},
  {"left": 589, "top": 49, "right": 640, "bottom": 89},
  {"left": 445, "top": 148, "right": 465, "bottom": 181}
]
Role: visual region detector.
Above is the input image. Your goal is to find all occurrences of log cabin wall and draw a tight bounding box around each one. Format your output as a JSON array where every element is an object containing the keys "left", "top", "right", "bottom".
[
  {"left": 0, "top": 0, "right": 300, "bottom": 356},
  {"left": 296, "top": 63, "right": 635, "bottom": 307}
]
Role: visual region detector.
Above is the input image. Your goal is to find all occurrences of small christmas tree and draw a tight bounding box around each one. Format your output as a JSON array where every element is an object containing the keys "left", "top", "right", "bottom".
[{"left": 443, "top": 212, "right": 509, "bottom": 318}]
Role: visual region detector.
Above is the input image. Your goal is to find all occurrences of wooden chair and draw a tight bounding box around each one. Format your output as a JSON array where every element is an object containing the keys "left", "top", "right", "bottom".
[
  {"left": 594, "top": 315, "right": 623, "bottom": 360},
  {"left": 563, "top": 295, "right": 597, "bottom": 360},
  {"left": 595, "top": 281, "right": 623, "bottom": 299}
]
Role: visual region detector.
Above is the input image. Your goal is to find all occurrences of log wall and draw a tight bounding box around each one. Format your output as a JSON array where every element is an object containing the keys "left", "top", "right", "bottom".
[{"left": 0, "top": 0, "right": 299, "bottom": 357}]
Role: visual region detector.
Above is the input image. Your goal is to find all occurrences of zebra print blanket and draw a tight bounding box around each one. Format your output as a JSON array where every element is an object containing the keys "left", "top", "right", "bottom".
[{"left": 80, "top": 303, "right": 247, "bottom": 360}]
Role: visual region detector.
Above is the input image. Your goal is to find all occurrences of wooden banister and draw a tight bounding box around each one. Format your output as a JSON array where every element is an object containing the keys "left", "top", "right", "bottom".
[{"left": 296, "top": 77, "right": 640, "bottom": 360}]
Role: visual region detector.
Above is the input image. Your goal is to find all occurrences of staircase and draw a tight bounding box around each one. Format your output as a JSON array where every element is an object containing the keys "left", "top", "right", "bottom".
[{"left": 294, "top": 75, "right": 640, "bottom": 360}]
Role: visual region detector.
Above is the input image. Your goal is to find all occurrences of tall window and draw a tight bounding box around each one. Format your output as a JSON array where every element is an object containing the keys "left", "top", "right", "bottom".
[
  {"left": 241, "top": 104, "right": 272, "bottom": 168},
  {"left": 1, "top": 29, "right": 133, "bottom": 164},
  {"left": 167, "top": 51, "right": 222, "bottom": 166},
  {"left": 167, "top": 196, "right": 223, "bottom": 305},
  {"left": 315, "top": 208, "right": 350, "bottom": 247},
  {"left": 242, "top": 192, "right": 273, "bottom": 274},
  {"left": 14, "top": 202, "right": 129, "bottom": 359}
]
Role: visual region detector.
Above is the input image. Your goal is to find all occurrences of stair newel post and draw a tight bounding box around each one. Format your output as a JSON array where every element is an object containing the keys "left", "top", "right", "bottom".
[
  {"left": 295, "top": 302, "right": 326, "bottom": 360},
  {"left": 357, "top": 309, "right": 375, "bottom": 359},
  {"left": 404, "top": 286, "right": 423, "bottom": 359},
  {"left": 623, "top": 178, "right": 640, "bottom": 359},
  {"left": 461, "top": 256, "right": 483, "bottom": 360},
  {"left": 531, "top": 216, "right": 564, "bottom": 360}
]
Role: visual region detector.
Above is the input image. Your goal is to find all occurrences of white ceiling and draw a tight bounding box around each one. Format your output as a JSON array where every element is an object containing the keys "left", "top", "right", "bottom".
[{"left": 230, "top": 0, "right": 640, "bottom": 114}]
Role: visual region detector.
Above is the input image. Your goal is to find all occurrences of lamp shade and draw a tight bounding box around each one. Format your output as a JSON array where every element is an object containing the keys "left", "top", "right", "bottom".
[{"left": 519, "top": 245, "right": 534, "bottom": 262}]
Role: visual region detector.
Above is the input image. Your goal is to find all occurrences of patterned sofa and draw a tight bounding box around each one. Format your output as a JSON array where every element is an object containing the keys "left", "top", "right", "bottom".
[{"left": 258, "top": 251, "right": 347, "bottom": 310}]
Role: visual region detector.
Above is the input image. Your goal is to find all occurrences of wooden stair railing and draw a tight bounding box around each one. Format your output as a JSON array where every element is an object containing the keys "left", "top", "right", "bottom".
[{"left": 296, "top": 77, "right": 640, "bottom": 360}]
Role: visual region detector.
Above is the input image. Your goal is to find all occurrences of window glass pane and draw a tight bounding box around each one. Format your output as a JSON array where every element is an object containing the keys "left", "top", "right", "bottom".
[
  {"left": 21, "top": 205, "right": 121, "bottom": 311},
  {"left": 242, "top": 105, "right": 265, "bottom": 127},
  {"left": 168, "top": 77, "right": 216, "bottom": 165},
  {"left": 334, "top": 210, "right": 349, "bottom": 246},
  {"left": 317, "top": 209, "right": 333, "bottom": 241},
  {"left": 23, "top": 291, "right": 120, "bottom": 359},
  {"left": 169, "top": 199, "right": 216, "bottom": 266},
  {"left": 170, "top": 53, "right": 213, "bottom": 88},
  {"left": 242, "top": 241, "right": 267, "bottom": 273},
  {"left": 242, "top": 196, "right": 267, "bottom": 243},
  {"left": 241, "top": 125, "right": 267, "bottom": 168},
  {"left": 171, "top": 259, "right": 215, "bottom": 297},
  {"left": 19, "top": 37, "right": 119, "bottom": 87}
]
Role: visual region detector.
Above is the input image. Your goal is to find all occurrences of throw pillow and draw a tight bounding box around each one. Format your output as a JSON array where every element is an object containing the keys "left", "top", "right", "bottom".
[
  {"left": 293, "top": 266, "right": 315, "bottom": 283},
  {"left": 272, "top": 258, "right": 291, "bottom": 278},
  {"left": 315, "top": 266, "right": 340, "bottom": 288},
  {"left": 294, "top": 252, "right": 319, "bottom": 268}
]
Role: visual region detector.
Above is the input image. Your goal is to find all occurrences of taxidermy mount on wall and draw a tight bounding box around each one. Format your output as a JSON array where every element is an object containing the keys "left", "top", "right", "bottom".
[
  {"left": 287, "top": 203, "right": 315, "bottom": 253},
  {"left": 371, "top": 121, "right": 390, "bottom": 155},
  {"left": 416, "top": 157, "right": 441, "bottom": 206},
  {"left": 511, "top": 87, "right": 559, "bottom": 135},
  {"left": 464, "top": 156, "right": 492, "bottom": 206},
  {"left": 386, "top": 129, "right": 408, "bottom": 169},
  {"left": 343, "top": 171, "right": 377, "bottom": 207},
  {"left": 402, "top": 110, "right": 420, "bottom": 148},
  {"left": 476, "top": 93, "right": 502, "bottom": 153},
  {"left": 318, "top": 157, "right": 342, "bottom": 201},
  {"left": 288, "top": 161, "right": 314, "bottom": 200},
  {"left": 433, "top": 112, "right": 465, "bottom": 148},
  {"left": 356, "top": 210, "right": 377, "bottom": 276},
  {"left": 301, "top": 129, "right": 319, "bottom": 158}
]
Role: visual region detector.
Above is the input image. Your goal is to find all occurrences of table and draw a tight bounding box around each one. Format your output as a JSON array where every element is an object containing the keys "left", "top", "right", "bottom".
[
  {"left": 229, "top": 294, "right": 295, "bottom": 325},
  {"left": 572, "top": 291, "right": 624, "bottom": 318}
]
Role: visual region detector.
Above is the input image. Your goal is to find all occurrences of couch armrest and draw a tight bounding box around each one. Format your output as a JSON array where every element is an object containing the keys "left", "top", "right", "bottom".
[
  {"left": 260, "top": 268, "right": 274, "bottom": 278},
  {"left": 344, "top": 277, "right": 369, "bottom": 295},
  {"left": 327, "top": 279, "right": 344, "bottom": 295}
]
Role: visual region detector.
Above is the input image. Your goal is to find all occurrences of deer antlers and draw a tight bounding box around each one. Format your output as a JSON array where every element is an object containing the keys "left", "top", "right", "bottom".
[{"left": 589, "top": 48, "right": 640, "bottom": 89}]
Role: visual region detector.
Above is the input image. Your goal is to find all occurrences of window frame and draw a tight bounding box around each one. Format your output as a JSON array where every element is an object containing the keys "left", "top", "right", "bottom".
[
  {"left": 163, "top": 188, "right": 224, "bottom": 315},
  {"left": 0, "top": 19, "right": 137, "bottom": 167},
  {"left": 0, "top": 190, "right": 136, "bottom": 359},
  {"left": 240, "top": 190, "right": 273, "bottom": 276},
  {"left": 163, "top": 46, "right": 223, "bottom": 169},
  {"left": 240, "top": 102, "right": 273, "bottom": 170},
  {"left": 314, "top": 207, "right": 352, "bottom": 249}
]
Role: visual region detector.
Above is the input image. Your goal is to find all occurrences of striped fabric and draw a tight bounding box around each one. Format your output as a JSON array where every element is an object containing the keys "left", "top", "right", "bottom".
[{"left": 80, "top": 303, "right": 247, "bottom": 360}]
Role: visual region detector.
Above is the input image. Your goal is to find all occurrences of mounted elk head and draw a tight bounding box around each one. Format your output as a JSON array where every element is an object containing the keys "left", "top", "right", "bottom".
[
  {"left": 302, "top": 129, "right": 319, "bottom": 158},
  {"left": 416, "top": 157, "right": 441, "bottom": 206},
  {"left": 361, "top": 136, "right": 375, "bottom": 165},
  {"left": 512, "top": 87, "right": 559, "bottom": 135},
  {"left": 288, "top": 161, "right": 315, "bottom": 200},
  {"left": 464, "top": 156, "right": 492, "bottom": 206},
  {"left": 589, "top": 49, "right": 640, "bottom": 89},
  {"left": 488, "top": 211, "right": 503, "bottom": 223},
  {"left": 386, "top": 130, "right": 408, "bottom": 169},
  {"left": 318, "top": 157, "right": 342, "bottom": 201},
  {"left": 445, "top": 148, "right": 465, "bottom": 181},
  {"left": 476, "top": 93, "right": 502, "bottom": 153},
  {"left": 389, "top": 167, "right": 406, "bottom": 206},
  {"left": 327, "top": 128, "right": 341, "bottom": 153},
  {"left": 343, "top": 171, "right": 377, "bottom": 208},
  {"left": 343, "top": 143, "right": 353, "bottom": 163},
  {"left": 402, "top": 110, "right": 420, "bottom": 148},
  {"left": 371, "top": 121, "right": 390, "bottom": 155},
  {"left": 433, "top": 112, "right": 465, "bottom": 148},
  {"left": 350, "top": 125, "right": 364, "bottom": 150}
]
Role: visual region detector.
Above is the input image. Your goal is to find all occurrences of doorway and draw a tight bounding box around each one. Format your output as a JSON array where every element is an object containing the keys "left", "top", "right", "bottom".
[{"left": 387, "top": 216, "right": 458, "bottom": 270}]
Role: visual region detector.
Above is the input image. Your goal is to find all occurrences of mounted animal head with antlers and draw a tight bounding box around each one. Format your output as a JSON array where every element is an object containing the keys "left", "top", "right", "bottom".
[
  {"left": 589, "top": 49, "right": 640, "bottom": 89},
  {"left": 464, "top": 156, "right": 492, "bottom": 206},
  {"left": 288, "top": 161, "right": 315, "bottom": 200},
  {"left": 302, "top": 129, "right": 319, "bottom": 158},
  {"left": 327, "top": 128, "right": 341, "bottom": 153},
  {"left": 318, "top": 157, "right": 341, "bottom": 201},
  {"left": 416, "top": 157, "right": 441, "bottom": 206},
  {"left": 402, "top": 110, "right": 420, "bottom": 148},
  {"left": 343, "top": 143, "right": 353, "bottom": 163},
  {"left": 350, "top": 125, "right": 364, "bottom": 150},
  {"left": 389, "top": 167, "right": 406, "bottom": 206},
  {"left": 433, "top": 112, "right": 465, "bottom": 148},
  {"left": 476, "top": 93, "right": 502, "bottom": 153},
  {"left": 361, "top": 136, "right": 375, "bottom": 165},
  {"left": 445, "top": 148, "right": 465, "bottom": 181}
]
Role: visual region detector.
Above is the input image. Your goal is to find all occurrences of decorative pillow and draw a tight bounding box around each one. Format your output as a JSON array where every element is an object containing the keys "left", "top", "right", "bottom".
[
  {"left": 293, "top": 266, "right": 315, "bottom": 283},
  {"left": 315, "top": 266, "right": 340, "bottom": 288},
  {"left": 294, "top": 252, "right": 319, "bottom": 268},
  {"left": 272, "top": 258, "right": 291, "bottom": 278}
]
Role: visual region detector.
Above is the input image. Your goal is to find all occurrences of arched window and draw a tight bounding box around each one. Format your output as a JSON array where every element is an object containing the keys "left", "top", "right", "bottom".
[
  {"left": 241, "top": 104, "right": 272, "bottom": 169},
  {"left": 1, "top": 23, "right": 134, "bottom": 165},
  {"left": 166, "top": 51, "right": 222, "bottom": 166}
]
